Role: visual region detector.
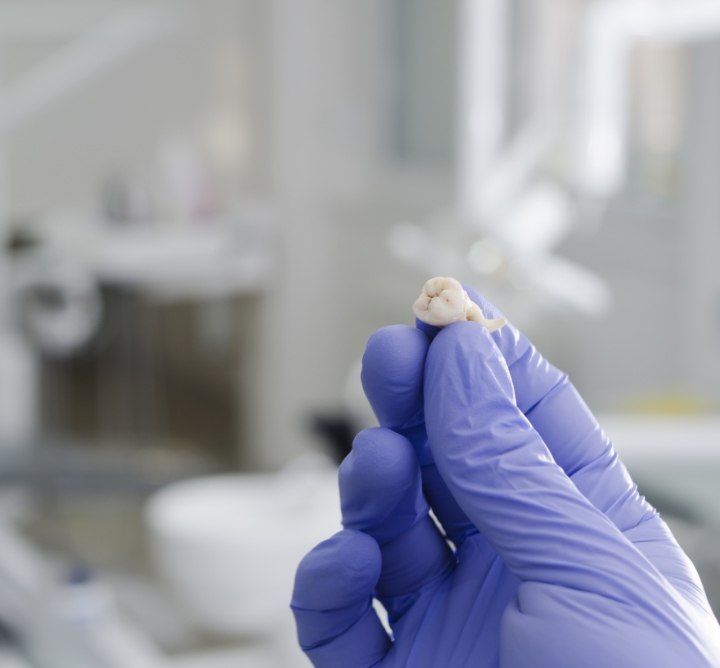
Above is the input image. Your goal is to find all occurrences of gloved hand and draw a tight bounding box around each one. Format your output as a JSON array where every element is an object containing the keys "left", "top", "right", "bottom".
[{"left": 292, "top": 288, "right": 720, "bottom": 667}]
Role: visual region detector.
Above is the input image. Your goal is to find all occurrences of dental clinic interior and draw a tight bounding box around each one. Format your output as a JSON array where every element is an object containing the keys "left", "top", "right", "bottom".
[{"left": 0, "top": 1, "right": 718, "bottom": 666}]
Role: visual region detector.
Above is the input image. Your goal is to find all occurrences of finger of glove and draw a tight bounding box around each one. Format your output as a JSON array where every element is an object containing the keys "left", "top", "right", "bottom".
[
  {"left": 340, "top": 428, "right": 454, "bottom": 610},
  {"left": 463, "top": 286, "right": 656, "bottom": 532},
  {"left": 291, "top": 530, "right": 390, "bottom": 667},
  {"left": 625, "top": 515, "right": 715, "bottom": 614},
  {"left": 360, "top": 326, "right": 478, "bottom": 544},
  {"left": 424, "top": 322, "right": 664, "bottom": 595}
]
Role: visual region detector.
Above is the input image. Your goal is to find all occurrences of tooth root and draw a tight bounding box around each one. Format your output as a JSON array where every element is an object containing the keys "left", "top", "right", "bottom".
[
  {"left": 485, "top": 318, "right": 507, "bottom": 332},
  {"left": 466, "top": 303, "right": 507, "bottom": 331}
]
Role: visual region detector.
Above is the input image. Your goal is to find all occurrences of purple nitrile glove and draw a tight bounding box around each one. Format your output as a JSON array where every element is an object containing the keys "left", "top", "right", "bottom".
[{"left": 292, "top": 287, "right": 720, "bottom": 667}]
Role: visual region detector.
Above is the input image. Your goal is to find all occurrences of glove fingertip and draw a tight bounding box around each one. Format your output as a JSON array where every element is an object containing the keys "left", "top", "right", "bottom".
[
  {"left": 292, "top": 531, "right": 390, "bottom": 665},
  {"left": 292, "top": 530, "right": 381, "bottom": 610},
  {"left": 361, "top": 325, "right": 428, "bottom": 428},
  {"left": 340, "top": 428, "right": 427, "bottom": 544}
]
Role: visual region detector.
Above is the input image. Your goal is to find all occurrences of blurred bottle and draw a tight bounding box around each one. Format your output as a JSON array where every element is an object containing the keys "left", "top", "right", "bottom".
[
  {"left": 100, "top": 173, "right": 154, "bottom": 226},
  {"left": 24, "top": 564, "right": 167, "bottom": 668}
]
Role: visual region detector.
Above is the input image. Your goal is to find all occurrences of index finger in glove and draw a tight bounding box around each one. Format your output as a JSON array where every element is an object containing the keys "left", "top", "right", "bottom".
[
  {"left": 462, "top": 287, "right": 656, "bottom": 533},
  {"left": 425, "top": 322, "right": 665, "bottom": 596}
]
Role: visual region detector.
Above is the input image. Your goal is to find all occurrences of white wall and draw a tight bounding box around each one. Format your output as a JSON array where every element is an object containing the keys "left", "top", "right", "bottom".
[
  {"left": 5, "top": 1, "right": 718, "bottom": 470},
  {"left": 3, "top": 0, "right": 265, "bottom": 217}
]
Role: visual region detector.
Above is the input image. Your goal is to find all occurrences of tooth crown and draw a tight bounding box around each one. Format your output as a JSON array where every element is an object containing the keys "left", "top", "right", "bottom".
[{"left": 412, "top": 276, "right": 507, "bottom": 332}]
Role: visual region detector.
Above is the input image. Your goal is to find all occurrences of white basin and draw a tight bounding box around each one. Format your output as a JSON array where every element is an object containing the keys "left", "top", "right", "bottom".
[{"left": 145, "top": 461, "right": 341, "bottom": 638}]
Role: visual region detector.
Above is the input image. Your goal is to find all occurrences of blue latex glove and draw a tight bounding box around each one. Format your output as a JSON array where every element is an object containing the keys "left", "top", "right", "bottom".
[{"left": 292, "top": 288, "right": 720, "bottom": 667}]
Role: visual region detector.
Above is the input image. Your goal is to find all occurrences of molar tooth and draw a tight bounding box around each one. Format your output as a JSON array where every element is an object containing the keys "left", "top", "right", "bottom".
[{"left": 412, "top": 276, "right": 507, "bottom": 331}]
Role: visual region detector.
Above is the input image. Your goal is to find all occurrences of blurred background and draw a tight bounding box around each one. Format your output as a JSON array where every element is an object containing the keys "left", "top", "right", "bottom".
[{"left": 0, "top": 0, "right": 719, "bottom": 665}]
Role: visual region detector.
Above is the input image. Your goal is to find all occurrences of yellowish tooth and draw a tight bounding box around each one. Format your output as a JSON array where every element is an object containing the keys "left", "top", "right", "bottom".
[{"left": 412, "top": 276, "right": 507, "bottom": 331}]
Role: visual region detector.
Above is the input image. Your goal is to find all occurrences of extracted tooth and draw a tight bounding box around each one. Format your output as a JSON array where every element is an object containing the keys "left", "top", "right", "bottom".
[{"left": 412, "top": 276, "right": 506, "bottom": 331}]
